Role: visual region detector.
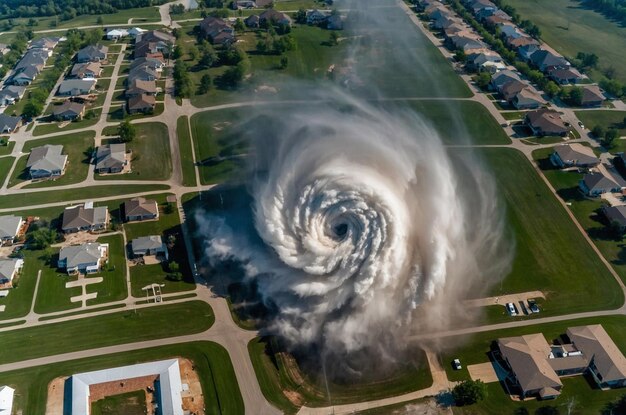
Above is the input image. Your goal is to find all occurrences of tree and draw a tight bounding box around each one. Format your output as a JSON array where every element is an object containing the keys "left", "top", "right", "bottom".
[
  {"left": 476, "top": 72, "right": 491, "bottom": 90},
  {"left": 188, "top": 44, "right": 199, "bottom": 61},
  {"left": 197, "top": 73, "right": 212, "bottom": 94},
  {"left": 576, "top": 52, "right": 599, "bottom": 69},
  {"left": 96, "top": 16, "right": 103, "bottom": 25},
  {"left": 22, "top": 100, "right": 43, "bottom": 119},
  {"left": 295, "top": 8, "right": 307, "bottom": 24},
  {"left": 328, "top": 31, "right": 339, "bottom": 46},
  {"left": 199, "top": 49, "right": 217, "bottom": 68},
  {"left": 452, "top": 379, "right": 487, "bottom": 406},
  {"left": 169, "top": 261, "right": 180, "bottom": 273},
  {"left": 544, "top": 80, "right": 560, "bottom": 98},
  {"left": 604, "top": 394, "right": 626, "bottom": 415},
  {"left": 454, "top": 49, "right": 466, "bottom": 62},
  {"left": 234, "top": 18, "right": 245, "bottom": 32},
  {"left": 603, "top": 129, "right": 619, "bottom": 148},
  {"left": 279, "top": 56, "right": 288, "bottom": 69},
  {"left": 26, "top": 228, "right": 57, "bottom": 250},
  {"left": 569, "top": 86, "right": 584, "bottom": 106},
  {"left": 623, "top": 116, "right": 626, "bottom": 128},
  {"left": 592, "top": 125, "right": 605, "bottom": 138},
  {"left": 118, "top": 120, "right": 136, "bottom": 143}
]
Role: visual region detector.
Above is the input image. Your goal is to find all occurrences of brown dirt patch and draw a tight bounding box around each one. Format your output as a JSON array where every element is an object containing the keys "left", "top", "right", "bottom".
[
  {"left": 46, "top": 376, "right": 66, "bottom": 415},
  {"left": 179, "top": 357, "right": 205, "bottom": 415}
]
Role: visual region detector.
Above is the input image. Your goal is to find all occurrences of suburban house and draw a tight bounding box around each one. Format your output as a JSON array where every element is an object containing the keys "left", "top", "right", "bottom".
[
  {"left": 0, "top": 85, "right": 26, "bottom": 106},
  {"left": 579, "top": 173, "right": 621, "bottom": 197},
  {"left": 306, "top": 9, "right": 330, "bottom": 25},
  {"left": 58, "top": 242, "right": 108, "bottom": 274},
  {"left": 500, "top": 79, "right": 527, "bottom": 101},
  {"left": 130, "top": 57, "right": 165, "bottom": 72},
  {"left": 57, "top": 79, "right": 96, "bottom": 96},
  {"left": 61, "top": 203, "right": 109, "bottom": 233},
  {"left": 231, "top": 0, "right": 256, "bottom": 9},
  {"left": 548, "top": 67, "right": 582, "bottom": 85},
  {"left": 467, "top": 52, "right": 505, "bottom": 73},
  {"left": 127, "top": 94, "right": 156, "bottom": 114},
  {"left": 0, "top": 258, "right": 24, "bottom": 286},
  {"left": 11, "top": 66, "right": 39, "bottom": 86},
  {"left": 198, "top": 16, "right": 235, "bottom": 46},
  {"left": 128, "top": 27, "right": 146, "bottom": 38},
  {"left": 0, "top": 215, "right": 24, "bottom": 245},
  {"left": 0, "top": 113, "right": 22, "bottom": 133},
  {"left": 106, "top": 28, "right": 128, "bottom": 40},
  {"left": 580, "top": 85, "right": 605, "bottom": 107},
  {"left": 525, "top": 109, "right": 569, "bottom": 137},
  {"left": 128, "top": 65, "right": 159, "bottom": 83},
  {"left": 131, "top": 235, "right": 168, "bottom": 259},
  {"left": 0, "top": 386, "right": 14, "bottom": 414},
  {"left": 259, "top": 9, "right": 292, "bottom": 26},
  {"left": 602, "top": 205, "right": 626, "bottom": 231},
  {"left": 550, "top": 144, "right": 600, "bottom": 168},
  {"left": 95, "top": 143, "right": 127, "bottom": 174},
  {"left": 245, "top": 14, "right": 260, "bottom": 28},
  {"left": 507, "top": 35, "right": 538, "bottom": 50},
  {"left": 124, "top": 197, "right": 159, "bottom": 222},
  {"left": 498, "top": 325, "right": 626, "bottom": 400},
  {"left": 26, "top": 144, "right": 68, "bottom": 179},
  {"left": 76, "top": 44, "right": 108, "bottom": 63},
  {"left": 126, "top": 79, "right": 157, "bottom": 98},
  {"left": 136, "top": 30, "right": 175, "bottom": 46},
  {"left": 529, "top": 49, "right": 569, "bottom": 72},
  {"left": 70, "top": 62, "right": 102, "bottom": 78},
  {"left": 491, "top": 69, "right": 521, "bottom": 91},
  {"left": 517, "top": 44, "right": 541, "bottom": 62},
  {"left": 52, "top": 101, "right": 85, "bottom": 121},
  {"left": 30, "top": 37, "right": 59, "bottom": 50},
  {"left": 512, "top": 88, "right": 545, "bottom": 110}
]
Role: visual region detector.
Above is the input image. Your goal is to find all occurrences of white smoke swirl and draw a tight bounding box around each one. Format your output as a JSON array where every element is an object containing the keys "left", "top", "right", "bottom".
[{"left": 199, "top": 95, "right": 510, "bottom": 355}]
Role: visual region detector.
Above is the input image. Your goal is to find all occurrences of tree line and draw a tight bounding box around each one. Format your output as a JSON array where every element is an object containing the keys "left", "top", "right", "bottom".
[
  {"left": 580, "top": 0, "right": 626, "bottom": 25},
  {"left": 0, "top": 0, "right": 167, "bottom": 20}
]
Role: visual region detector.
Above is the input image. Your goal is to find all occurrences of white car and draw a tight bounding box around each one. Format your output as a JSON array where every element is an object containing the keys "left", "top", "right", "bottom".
[
  {"left": 506, "top": 302, "right": 517, "bottom": 316},
  {"left": 453, "top": 359, "right": 462, "bottom": 370}
]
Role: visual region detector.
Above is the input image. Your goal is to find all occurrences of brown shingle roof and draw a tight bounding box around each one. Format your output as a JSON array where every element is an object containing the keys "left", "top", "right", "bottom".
[{"left": 124, "top": 197, "right": 158, "bottom": 218}]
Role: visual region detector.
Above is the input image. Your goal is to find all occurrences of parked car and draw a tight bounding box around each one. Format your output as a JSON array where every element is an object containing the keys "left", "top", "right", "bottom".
[
  {"left": 527, "top": 299, "right": 540, "bottom": 313},
  {"left": 578, "top": 121, "right": 585, "bottom": 129},
  {"left": 506, "top": 302, "right": 517, "bottom": 316},
  {"left": 453, "top": 359, "right": 462, "bottom": 370}
]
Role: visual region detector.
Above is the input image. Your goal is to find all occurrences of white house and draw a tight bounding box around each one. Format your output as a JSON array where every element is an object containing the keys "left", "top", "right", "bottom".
[
  {"left": 0, "top": 386, "right": 14, "bottom": 414},
  {"left": 106, "top": 28, "right": 128, "bottom": 40},
  {"left": 0, "top": 258, "right": 24, "bottom": 286}
]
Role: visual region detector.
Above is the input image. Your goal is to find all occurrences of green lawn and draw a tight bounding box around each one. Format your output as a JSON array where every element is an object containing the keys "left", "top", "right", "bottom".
[
  {"left": 130, "top": 263, "right": 196, "bottom": 298},
  {"left": 575, "top": 110, "right": 626, "bottom": 141},
  {"left": 0, "top": 156, "right": 15, "bottom": 188},
  {"left": 32, "top": 109, "right": 102, "bottom": 136},
  {"left": 441, "top": 316, "right": 626, "bottom": 414},
  {"left": 96, "top": 122, "right": 172, "bottom": 181},
  {"left": 249, "top": 337, "right": 433, "bottom": 414},
  {"left": 0, "top": 184, "right": 170, "bottom": 209},
  {"left": 85, "top": 234, "right": 128, "bottom": 306},
  {"left": 0, "top": 141, "right": 15, "bottom": 156},
  {"left": 1, "top": 341, "right": 242, "bottom": 415},
  {"left": 502, "top": 0, "right": 626, "bottom": 83},
  {"left": 33, "top": 248, "right": 82, "bottom": 315},
  {"left": 479, "top": 148, "right": 623, "bottom": 317},
  {"left": 9, "top": 131, "right": 95, "bottom": 189},
  {"left": 177, "top": 116, "right": 198, "bottom": 187},
  {"left": 92, "top": 390, "right": 147, "bottom": 415},
  {"left": 121, "top": 194, "right": 181, "bottom": 241},
  {"left": 0, "top": 249, "right": 42, "bottom": 320}
]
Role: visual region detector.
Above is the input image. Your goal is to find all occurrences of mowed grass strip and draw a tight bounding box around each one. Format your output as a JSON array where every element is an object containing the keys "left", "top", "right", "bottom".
[
  {"left": 502, "top": 0, "right": 626, "bottom": 83},
  {"left": 481, "top": 148, "right": 623, "bottom": 315},
  {"left": 1, "top": 341, "right": 242, "bottom": 415},
  {"left": 0, "top": 301, "right": 213, "bottom": 364},
  {"left": 0, "top": 184, "right": 170, "bottom": 210},
  {"left": 0, "top": 249, "right": 44, "bottom": 320},
  {"left": 177, "top": 116, "right": 198, "bottom": 187},
  {"left": 0, "top": 156, "right": 15, "bottom": 188},
  {"left": 8, "top": 131, "right": 95, "bottom": 189},
  {"left": 85, "top": 234, "right": 128, "bottom": 306}
]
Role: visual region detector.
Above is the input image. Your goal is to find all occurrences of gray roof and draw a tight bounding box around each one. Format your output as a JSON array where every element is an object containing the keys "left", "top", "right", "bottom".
[
  {"left": 52, "top": 101, "right": 85, "bottom": 117},
  {"left": 0, "top": 85, "right": 26, "bottom": 99},
  {"left": 0, "top": 258, "right": 21, "bottom": 281},
  {"left": 12, "top": 66, "right": 39, "bottom": 82},
  {"left": 70, "top": 62, "right": 101, "bottom": 78},
  {"left": 568, "top": 325, "right": 626, "bottom": 383},
  {"left": 0, "top": 215, "right": 22, "bottom": 239},
  {"left": 136, "top": 30, "right": 175, "bottom": 44},
  {"left": 15, "top": 49, "right": 47, "bottom": 70},
  {"left": 30, "top": 37, "right": 59, "bottom": 49},
  {"left": 0, "top": 114, "right": 21, "bottom": 132},
  {"left": 130, "top": 57, "right": 164, "bottom": 71},
  {"left": 603, "top": 205, "right": 626, "bottom": 228},
  {"left": 128, "top": 66, "right": 159, "bottom": 83},
  {"left": 59, "top": 243, "right": 104, "bottom": 268},
  {"left": 132, "top": 235, "right": 164, "bottom": 252},
  {"left": 26, "top": 145, "right": 67, "bottom": 173},
  {"left": 552, "top": 144, "right": 599, "bottom": 167},
  {"left": 57, "top": 79, "right": 96, "bottom": 95},
  {"left": 61, "top": 205, "right": 108, "bottom": 230},
  {"left": 530, "top": 49, "right": 569, "bottom": 69},
  {"left": 95, "top": 143, "right": 126, "bottom": 171},
  {"left": 76, "top": 44, "right": 108, "bottom": 61},
  {"left": 491, "top": 70, "right": 521, "bottom": 89},
  {"left": 582, "top": 173, "right": 619, "bottom": 193}
]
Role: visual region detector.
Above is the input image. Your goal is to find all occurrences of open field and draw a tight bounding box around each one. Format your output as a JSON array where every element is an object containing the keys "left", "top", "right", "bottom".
[
  {"left": 0, "top": 184, "right": 169, "bottom": 209},
  {"left": 85, "top": 234, "right": 128, "bottom": 306},
  {"left": 441, "top": 316, "right": 626, "bottom": 414},
  {"left": 479, "top": 148, "right": 623, "bottom": 317},
  {"left": 0, "top": 301, "right": 213, "bottom": 364},
  {"left": 0, "top": 341, "right": 242, "bottom": 415},
  {"left": 177, "top": 116, "right": 197, "bottom": 187},
  {"left": 0, "top": 250, "right": 43, "bottom": 320},
  {"left": 33, "top": 248, "right": 82, "bottom": 314},
  {"left": 9, "top": 131, "right": 95, "bottom": 189},
  {"left": 249, "top": 337, "right": 433, "bottom": 414},
  {"left": 0, "top": 156, "right": 15, "bottom": 187},
  {"left": 575, "top": 110, "right": 626, "bottom": 142},
  {"left": 130, "top": 263, "right": 196, "bottom": 298},
  {"left": 502, "top": 0, "right": 626, "bottom": 83}
]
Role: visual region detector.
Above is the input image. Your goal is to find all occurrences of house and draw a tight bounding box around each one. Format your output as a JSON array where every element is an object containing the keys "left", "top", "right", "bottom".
[
  {"left": 259, "top": 9, "right": 292, "bottom": 26},
  {"left": 602, "top": 205, "right": 626, "bottom": 231},
  {"left": 30, "top": 37, "right": 59, "bottom": 50},
  {"left": 27, "top": 145, "right": 67, "bottom": 179},
  {"left": 529, "top": 49, "right": 569, "bottom": 72},
  {"left": 0, "top": 258, "right": 23, "bottom": 285},
  {"left": 124, "top": 197, "right": 159, "bottom": 222},
  {"left": 135, "top": 39, "right": 172, "bottom": 58},
  {"left": 232, "top": 0, "right": 257, "bottom": 9},
  {"left": 52, "top": 101, "right": 85, "bottom": 121},
  {"left": 499, "top": 334, "right": 563, "bottom": 399},
  {"left": 11, "top": 66, "right": 39, "bottom": 85},
  {"left": 245, "top": 15, "right": 260, "bottom": 28},
  {"left": 70, "top": 62, "right": 102, "bottom": 78},
  {"left": 0, "top": 85, "right": 26, "bottom": 106},
  {"left": 0, "top": 113, "right": 22, "bottom": 133},
  {"left": 500, "top": 79, "right": 527, "bottom": 101},
  {"left": 126, "top": 79, "right": 157, "bottom": 98},
  {"left": 128, "top": 65, "right": 159, "bottom": 83},
  {"left": 499, "top": 23, "right": 522, "bottom": 39},
  {"left": 0, "top": 386, "right": 14, "bottom": 415},
  {"left": 127, "top": 94, "right": 156, "bottom": 114},
  {"left": 448, "top": 35, "right": 487, "bottom": 54},
  {"left": 131, "top": 235, "right": 168, "bottom": 259},
  {"left": 507, "top": 36, "right": 539, "bottom": 50},
  {"left": 106, "top": 28, "right": 128, "bottom": 40},
  {"left": 580, "top": 85, "right": 605, "bottom": 107},
  {"left": 512, "top": 88, "right": 545, "bottom": 110},
  {"left": 517, "top": 44, "right": 541, "bottom": 62},
  {"left": 198, "top": 16, "right": 235, "bottom": 46},
  {"left": 57, "top": 79, "right": 96, "bottom": 96},
  {"left": 550, "top": 144, "right": 600, "bottom": 168},
  {"left": 548, "top": 67, "right": 582, "bottom": 85},
  {"left": 490, "top": 69, "right": 521, "bottom": 90},
  {"left": 15, "top": 49, "right": 47, "bottom": 70},
  {"left": 128, "top": 27, "right": 146, "bottom": 38},
  {"left": 579, "top": 173, "right": 621, "bottom": 197},
  {"left": 130, "top": 57, "right": 165, "bottom": 72},
  {"left": 61, "top": 203, "right": 109, "bottom": 233},
  {"left": 76, "top": 44, "right": 108, "bottom": 63},
  {"left": 525, "top": 109, "right": 569, "bottom": 137},
  {"left": 444, "top": 23, "right": 467, "bottom": 37},
  {"left": 468, "top": 52, "right": 505, "bottom": 73},
  {"left": 58, "top": 242, "right": 108, "bottom": 274},
  {"left": 95, "top": 143, "right": 127, "bottom": 174},
  {"left": 136, "top": 30, "right": 175, "bottom": 45},
  {"left": 306, "top": 9, "right": 329, "bottom": 25},
  {"left": 0, "top": 215, "right": 24, "bottom": 246},
  {"left": 567, "top": 325, "right": 626, "bottom": 389}
]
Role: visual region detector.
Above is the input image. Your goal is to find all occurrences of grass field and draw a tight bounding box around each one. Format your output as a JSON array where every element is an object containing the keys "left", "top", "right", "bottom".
[
  {"left": 575, "top": 110, "right": 626, "bottom": 142},
  {"left": 91, "top": 390, "right": 147, "bottom": 415},
  {"left": 0, "top": 249, "right": 44, "bottom": 320},
  {"left": 1, "top": 341, "right": 242, "bottom": 415},
  {"left": 0, "top": 184, "right": 169, "bottom": 209},
  {"left": 2, "top": 301, "right": 213, "bottom": 363},
  {"left": 85, "top": 234, "right": 128, "bottom": 306},
  {"left": 32, "top": 109, "right": 102, "bottom": 136},
  {"left": 249, "top": 337, "right": 433, "bottom": 414},
  {"left": 0, "top": 156, "right": 15, "bottom": 188},
  {"left": 130, "top": 263, "right": 196, "bottom": 297},
  {"left": 177, "top": 116, "right": 198, "bottom": 187},
  {"left": 8, "top": 131, "right": 95, "bottom": 189},
  {"left": 502, "top": 0, "right": 626, "bottom": 83},
  {"left": 0, "top": 141, "right": 15, "bottom": 156},
  {"left": 441, "top": 316, "right": 626, "bottom": 414},
  {"left": 479, "top": 148, "right": 623, "bottom": 317},
  {"left": 97, "top": 122, "right": 172, "bottom": 181}
]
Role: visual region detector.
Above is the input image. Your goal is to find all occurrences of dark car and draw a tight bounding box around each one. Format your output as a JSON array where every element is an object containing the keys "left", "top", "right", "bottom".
[{"left": 527, "top": 299, "right": 540, "bottom": 313}]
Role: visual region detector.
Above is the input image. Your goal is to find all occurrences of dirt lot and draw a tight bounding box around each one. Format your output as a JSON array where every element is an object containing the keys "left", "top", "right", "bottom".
[
  {"left": 46, "top": 377, "right": 66, "bottom": 415},
  {"left": 467, "top": 362, "right": 499, "bottom": 383},
  {"left": 179, "top": 357, "right": 205, "bottom": 415}
]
